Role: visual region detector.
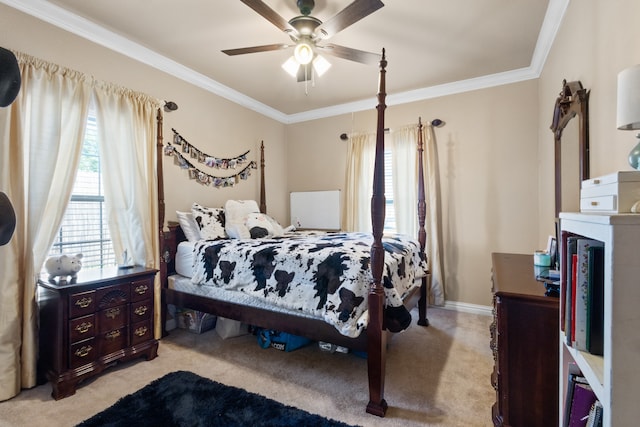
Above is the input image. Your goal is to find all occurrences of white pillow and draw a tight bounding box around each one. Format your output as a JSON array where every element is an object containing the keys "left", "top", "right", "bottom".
[
  {"left": 191, "top": 203, "right": 226, "bottom": 240},
  {"left": 224, "top": 200, "right": 260, "bottom": 238},
  {"left": 224, "top": 200, "right": 260, "bottom": 222},
  {"left": 245, "top": 212, "right": 284, "bottom": 238},
  {"left": 225, "top": 222, "right": 251, "bottom": 239},
  {"left": 176, "top": 211, "right": 202, "bottom": 242}
]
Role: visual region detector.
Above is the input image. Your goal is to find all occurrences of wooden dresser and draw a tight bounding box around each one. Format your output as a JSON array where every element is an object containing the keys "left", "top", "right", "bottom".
[
  {"left": 490, "top": 253, "right": 559, "bottom": 427},
  {"left": 37, "top": 266, "right": 159, "bottom": 399}
]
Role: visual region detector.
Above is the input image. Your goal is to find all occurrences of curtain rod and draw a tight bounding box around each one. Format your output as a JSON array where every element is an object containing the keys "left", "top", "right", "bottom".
[{"left": 339, "top": 118, "right": 444, "bottom": 140}]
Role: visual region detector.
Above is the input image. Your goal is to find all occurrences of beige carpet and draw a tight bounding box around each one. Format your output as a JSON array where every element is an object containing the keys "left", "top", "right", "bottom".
[{"left": 0, "top": 306, "right": 494, "bottom": 427}]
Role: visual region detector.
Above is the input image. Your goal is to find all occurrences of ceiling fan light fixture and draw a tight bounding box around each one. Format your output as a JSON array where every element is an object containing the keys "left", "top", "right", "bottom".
[
  {"left": 294, "top": 41, "right": 314, "bottom": 65},
  {"left": 225, "top": 0, "right": 384, "bottom": 85},
  {"left": 282, "top": 56, "right": 300, "bottom": 77},
  {"left": 313, "top": 54, "right": 331, "bottom": 77}
]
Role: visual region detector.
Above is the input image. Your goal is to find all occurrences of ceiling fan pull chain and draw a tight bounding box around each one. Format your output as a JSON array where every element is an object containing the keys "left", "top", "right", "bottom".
[{"left": 304, "top": 65, "right": 309, "bottom": 95}]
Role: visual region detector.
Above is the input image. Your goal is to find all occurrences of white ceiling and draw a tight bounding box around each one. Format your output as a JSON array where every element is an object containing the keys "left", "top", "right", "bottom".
[{"left": 4, "top": 0, "right": 566, "bottom": 123}]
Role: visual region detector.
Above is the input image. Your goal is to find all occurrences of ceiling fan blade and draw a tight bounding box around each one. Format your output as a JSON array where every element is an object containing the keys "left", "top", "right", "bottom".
[
  {"left": 317, "top": 0, "right": 384, "bottom": 39},
  {"left": 222, "top": 44, "right": 290, "bottom": 56},
  {"left": 240, "top": 0, "right": 294, "bottom": 33},
  {"left": 317, "top": 44, "right": 381, "bottom": 65}
]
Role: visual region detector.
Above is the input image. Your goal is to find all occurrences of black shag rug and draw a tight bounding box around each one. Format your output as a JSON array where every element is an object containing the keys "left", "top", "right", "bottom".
[{"left": 77, "top": 370, "right": 359, "bottom": 427}]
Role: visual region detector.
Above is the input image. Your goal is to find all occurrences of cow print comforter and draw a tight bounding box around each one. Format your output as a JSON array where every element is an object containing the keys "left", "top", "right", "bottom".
[{"left": 191, "top": 231, "right": 427, "bottom": 338}]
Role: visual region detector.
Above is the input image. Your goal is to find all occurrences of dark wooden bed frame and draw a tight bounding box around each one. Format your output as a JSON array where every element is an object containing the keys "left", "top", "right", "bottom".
[{"left": 156, "top": 50, "right": 429, "bottom": 417}]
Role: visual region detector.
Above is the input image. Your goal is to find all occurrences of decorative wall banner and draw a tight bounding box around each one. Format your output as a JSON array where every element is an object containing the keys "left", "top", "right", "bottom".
[{"left": 164, "top": 128, "right": 257, "bottom": 188}]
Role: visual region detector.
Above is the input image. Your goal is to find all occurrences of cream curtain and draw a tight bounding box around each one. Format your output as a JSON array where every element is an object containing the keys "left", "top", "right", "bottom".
[
  {"left": 390, "top": 123, "right": 445, "bottom": 305},
  {"left": 389, "top": 126, "right": 417, "bottom": 235},
  {"left": 93, "top": 83, "right": 161, "bottom": 337},
  {"left": 342, "top": 125, "right": 446, "bottom": 304},
  {"left": 0, "top": 51, "right": 160, "bottom": 401},
  {"left": 0, "top": 52, "right": 91, "bottom": 400},
  {"left": 422, "top": 124, "right": 445, "bottom": 305},
  {"left": 341, "top": 132, "right": 376, "bottom": 232}
]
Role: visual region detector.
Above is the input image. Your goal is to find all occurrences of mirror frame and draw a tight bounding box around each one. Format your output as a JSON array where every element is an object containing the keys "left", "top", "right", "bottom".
[{"left": 550, "top": 79, "right": 590, "bottom": 217}]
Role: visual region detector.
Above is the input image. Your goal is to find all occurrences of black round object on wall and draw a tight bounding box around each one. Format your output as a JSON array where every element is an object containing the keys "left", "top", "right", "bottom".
[
  {"left": 0, "top": 47, "right": 20, "bottom": 108},
  {"left": 0, "top": 192, "right": 16, "bottom": 246}
]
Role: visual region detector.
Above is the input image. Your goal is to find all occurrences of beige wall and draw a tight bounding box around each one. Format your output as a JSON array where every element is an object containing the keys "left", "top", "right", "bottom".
[
  {"left": 538, "top": 0, "right": 640, "bottom": 239},
  {"left": 0, "top": 5, "right": 288, "bottom": 225},
  {"left": 287, "top": 81, "right": 541, "bottom": 306},
  {"left": 5, "top": 1, "right": 638, "bottom": 307}
]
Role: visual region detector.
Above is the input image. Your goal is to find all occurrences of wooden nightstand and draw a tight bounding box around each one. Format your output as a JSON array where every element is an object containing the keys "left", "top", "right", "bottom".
[{"left": 37, "top": 266, "right": 159, "bottom": 400}]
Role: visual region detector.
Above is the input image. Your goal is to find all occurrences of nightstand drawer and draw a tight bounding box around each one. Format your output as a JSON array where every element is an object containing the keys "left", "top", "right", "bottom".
[
  {"left": 98, "top": 304, "right": 128, "bottom": 332},
  {"left": 130, "top": 278, "right": 153, "bottom": 302},
  {"left": 69, "top": 338, "right": 96, "bottom": 369},
  {"left": 131, "top": 299, "right": 152, "bottom": 321},
  {"left": 99, "top": 326, "right": 127, "bottom": 356},
  {"left": 69, "top": 314, "right": 96, "bottom": 343},
  {"left": 69, "top": 290, "right": 96, "bottom": 318},
  {"left": 131, "top": 320, "right": 152, "bottom": 346}
]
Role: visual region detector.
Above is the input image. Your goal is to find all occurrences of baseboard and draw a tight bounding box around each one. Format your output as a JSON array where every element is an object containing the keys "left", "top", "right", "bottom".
[{"left": 437, "top": 300, "right": 493, "bottom": 317}]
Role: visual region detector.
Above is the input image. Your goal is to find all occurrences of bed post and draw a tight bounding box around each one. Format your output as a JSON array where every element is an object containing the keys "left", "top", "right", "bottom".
[
  {"left": 366, "top": 48, "right": 388, "bottom": 417},
  {"left": 259, "top": 141, "right": 266, "bottom": 214},
  {"left": 416, "top": 118, "right": 430, "bottom": 327},
  {"left": 157, "top": 108, "right": 166, "bottom": 258},
  {"left": 156, "top": 107, "right": 169, "bottom": 336}
]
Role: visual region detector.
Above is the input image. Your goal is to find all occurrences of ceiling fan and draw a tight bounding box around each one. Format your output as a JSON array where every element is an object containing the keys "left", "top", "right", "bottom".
[{"left": 222, "top": 0, "right": 384, "bottom": 82}]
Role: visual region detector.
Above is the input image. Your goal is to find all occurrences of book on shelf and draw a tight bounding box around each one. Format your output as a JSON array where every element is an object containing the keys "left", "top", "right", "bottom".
[
  {"left": 586, "top": 245, "right": 604, "bottom": 356},
  {"left": 571, "top": 253, "right": 578, "bottom": 346},
  {"left": 560, "top": 232, "right": 570, "bottom": 332},
  {"left": 563, "top": 371, "right": 578, "bottom": 427},
  {"left": 564, "top": 370, "right": 589, "bottom": 427},
  {"left": 562, "top": 234, "right": 579, "bottom": 339},
  {"left": 574, "top": 239, "right": 604, "bottom": 351},
  {"left": 585, "top": 400, "right": 603, "bottom": 427},
  {"left": 567, "top": 380, "right": 597, "bottom": 427}
]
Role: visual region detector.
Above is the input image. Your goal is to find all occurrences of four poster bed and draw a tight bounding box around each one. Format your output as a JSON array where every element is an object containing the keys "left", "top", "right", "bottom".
[{"left": 157, "top": 50, "right": 430, "bottom": 417}]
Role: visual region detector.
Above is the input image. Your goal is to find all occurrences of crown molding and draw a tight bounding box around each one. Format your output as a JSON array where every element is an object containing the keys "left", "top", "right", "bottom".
[
  {"left": 2, "top": 0, "right": 568, "bottom": 125},
  {"left": 286, "top": 66, "right": 541, "bottom": 123},
  {"left": 1, "top": 0, "right": 289, "bottom": 123},
  {"left": 529, "top": 0, "right": 570, "bottom": 76}
]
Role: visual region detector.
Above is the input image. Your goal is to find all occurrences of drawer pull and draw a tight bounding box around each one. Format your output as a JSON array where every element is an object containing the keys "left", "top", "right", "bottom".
[
  {"left": 75, "top": 322, "right": 93, "bottom": 334},
  {"left": 74, "top": 297, "right": 92, "bottom": 309},
  {"left": 134, "top": 306, "right": 148, "bottom": 316},
  {"left": 134, "top": 284, "right": 149, "bottom": 295},
  {"left": 591, "top": 201, "right": 599, "bottom": 206},
  {"left": 75, "top": 345, "right": 92, "bottom": 358},
  {"left": 134, "top": 326, "right": 148, "bottom": 337},
  {"left": 105, "top": 330, "right": 121, "bottom": 340},
  {"left": 593, "top": 179, "right": 601, "bottom": 184},
  {"left": 105, "top": 307, "right": 121, "bottom": 319}
]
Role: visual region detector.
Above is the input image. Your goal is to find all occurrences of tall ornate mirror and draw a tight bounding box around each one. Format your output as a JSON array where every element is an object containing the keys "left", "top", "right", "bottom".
[{"left": 550, "top": 80, "right": 590, "bottom": 217}]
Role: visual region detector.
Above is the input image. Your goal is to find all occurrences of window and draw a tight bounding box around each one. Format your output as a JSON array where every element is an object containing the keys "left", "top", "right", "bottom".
[
  {"left": 47, "top": 112, "right": 115, "bottom": 270},
  {"left": 383, "top": 148, "right": 397, "bottom": 233}
]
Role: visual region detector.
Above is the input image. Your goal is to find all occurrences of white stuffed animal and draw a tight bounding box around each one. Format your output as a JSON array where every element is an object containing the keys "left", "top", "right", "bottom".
[{"left": 45, "top": 253, "right": 83, "bottom": 282}]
